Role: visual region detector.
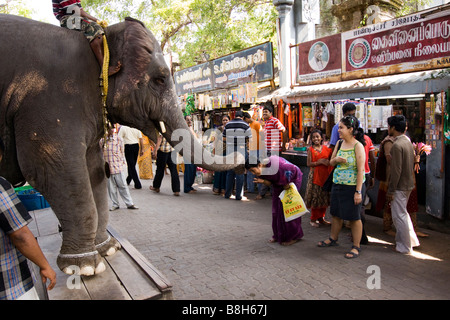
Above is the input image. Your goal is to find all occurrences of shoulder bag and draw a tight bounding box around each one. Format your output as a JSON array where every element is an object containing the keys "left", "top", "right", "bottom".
[{"left": 322, "top": 140, "right": 343, "bottom": 192}]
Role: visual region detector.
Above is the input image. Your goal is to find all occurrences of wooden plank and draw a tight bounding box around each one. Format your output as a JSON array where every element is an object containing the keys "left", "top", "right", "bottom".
[
  {"left": 32, "top": 208, "right": 169, "bottom": 300},
  {"left": 105, "top": 250, "right": 162, "bottom": 300},
  {"left": 37, "top": 233, "right": 91, "bottom": 300},
  {"left": 108, "top": 226, "right": 172, "bottom": 292},
  {"left": 81, "top": 262, "right": 132, "bottom": 300},
  {"left": 27, "top": 211, "right": 39, "bottom": 236},
  {"left": 33, "top": 208, "right": 60, "bottom": 237}
]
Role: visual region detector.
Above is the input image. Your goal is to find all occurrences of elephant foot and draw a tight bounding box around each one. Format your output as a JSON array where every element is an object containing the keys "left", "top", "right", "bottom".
[
  {"left": 57, "top": 250, "right": 105, "bottom": 276},
  {"left": 95, "top": 234, "right": 121, "bottom": 257}
]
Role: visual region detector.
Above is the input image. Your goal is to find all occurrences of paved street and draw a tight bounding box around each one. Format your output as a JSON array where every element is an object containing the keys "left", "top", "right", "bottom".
[{"left": 108, "top": 172, "right": 450, "bottom": 300}]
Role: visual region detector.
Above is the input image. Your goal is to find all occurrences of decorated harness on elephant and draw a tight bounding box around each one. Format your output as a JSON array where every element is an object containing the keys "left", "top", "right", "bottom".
[{"left": 98, "top": 20, "right": 111, "bottom": 148}]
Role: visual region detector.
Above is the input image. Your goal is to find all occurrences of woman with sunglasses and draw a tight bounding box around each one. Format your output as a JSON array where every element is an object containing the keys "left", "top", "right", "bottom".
[{"left": 318, "top": 115, "right": 366, "bottom": 259}]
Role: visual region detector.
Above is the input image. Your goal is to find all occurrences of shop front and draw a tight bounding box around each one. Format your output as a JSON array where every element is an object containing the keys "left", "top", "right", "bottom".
[{"left": 260, "top": 6, "right": 450, "bottom": 221}]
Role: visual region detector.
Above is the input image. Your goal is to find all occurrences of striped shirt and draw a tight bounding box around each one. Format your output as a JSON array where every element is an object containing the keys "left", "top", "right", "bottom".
[
  {"left": 102, "top": 133, "right": 127, "bottom": 175},
  {"left": 223, "top": 118, "right": 251, "bottom": 154},
  {"left": 52, "top": 0, "right": 82, "bottom": 21},
  {"left": 264, "top": 116, "right": 285, "bottom": 152},
  {"left": 0, "top": 177, "right": 34, "bottom": 300}
]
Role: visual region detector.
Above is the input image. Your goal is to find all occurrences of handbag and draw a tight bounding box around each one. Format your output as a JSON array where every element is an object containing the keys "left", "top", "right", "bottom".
[
  {"left": 279, "top": 183, "right": 309, "bottom": 222},
  {"left": 322, "top": 140, "right": 343, "bottom": 192},
  {"left": 375, "top": 146, "right": 387, "bottom": 181}
]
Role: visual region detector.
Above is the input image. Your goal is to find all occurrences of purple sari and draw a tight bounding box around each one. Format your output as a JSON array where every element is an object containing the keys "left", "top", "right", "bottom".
[{"left": 260, "top": 156, "right": 304, "bottom": 243}]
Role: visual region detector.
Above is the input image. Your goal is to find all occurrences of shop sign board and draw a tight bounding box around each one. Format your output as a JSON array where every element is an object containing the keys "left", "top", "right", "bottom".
[
  {"left": 342, "top": 11, "right": 450, "bottom": 80},
  {"left": 213, "top": 42, "right": 274, "bottom": 90},
  {"left": 294, "top": 9, "right": 450, "bottom": 85},
  {"left": 174, "top": 42, "right": 274, "bottom": 96},
  {"left": 174, "top": 62, "right": 213, "bottom": 96},
  {"left": 297, "top": 34, "right": 342, "bottom": 85}
]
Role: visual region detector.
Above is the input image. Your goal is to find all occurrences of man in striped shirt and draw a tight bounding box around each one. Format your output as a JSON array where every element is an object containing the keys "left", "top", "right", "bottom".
[
  {"left": 52, "top": 0, "right": 121, "bottom": 76},
  {"left": 256, "top": 105, "right": 285, "bottom": 200},
  {"left": 101, "top": 127, "right": 138, "bottom": 210},
  {"left": 223, "top": 111, "right": 251, "bottom": 200},
  {"left": 262, "top": 105, "right": 286, "bottom": 155}
]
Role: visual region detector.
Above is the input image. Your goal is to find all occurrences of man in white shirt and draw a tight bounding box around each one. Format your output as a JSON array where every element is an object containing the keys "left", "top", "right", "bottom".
[{"left": 118, "top": 125, "right": 144, "bottom": 189}]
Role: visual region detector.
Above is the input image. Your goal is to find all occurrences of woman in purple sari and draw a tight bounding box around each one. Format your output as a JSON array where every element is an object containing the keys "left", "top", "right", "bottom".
[{"left": 246, "top": 155, "right": 304, "bottom": 245}]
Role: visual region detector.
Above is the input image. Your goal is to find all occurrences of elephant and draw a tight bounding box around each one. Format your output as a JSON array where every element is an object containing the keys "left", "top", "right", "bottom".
[{"left": 0, "top": 14, "right": 242, "bottom": 276}]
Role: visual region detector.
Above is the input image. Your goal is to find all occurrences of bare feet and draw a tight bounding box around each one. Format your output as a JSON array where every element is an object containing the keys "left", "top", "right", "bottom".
[
  {"left": 416, "top": 231, "right": 429, "bottom": 238},
  {"left": 268, "top": 238, "right": 276, "bottom": 243},
  {"left": 150, "top": 186, "right": 160, "bottom": 193},
  {"left": 281, "top": 239, "right": 299, "bottom": 246}
]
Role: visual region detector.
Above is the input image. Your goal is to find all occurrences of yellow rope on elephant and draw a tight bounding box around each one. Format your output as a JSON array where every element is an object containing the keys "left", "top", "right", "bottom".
[{"left": 100, "top": 20, "right": 110, "bottom": 147}]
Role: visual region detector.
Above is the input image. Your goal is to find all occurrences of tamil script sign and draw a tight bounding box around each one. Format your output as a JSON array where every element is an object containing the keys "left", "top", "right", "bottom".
[
  {"left": 295, "top": 9, "right": 450, "bottom": 85},
  {"left": 342, "top": 10, "right": 450, "bottom": 80},
  {"left": 174, "top": 42, "right": 274, "bottom": 96}
]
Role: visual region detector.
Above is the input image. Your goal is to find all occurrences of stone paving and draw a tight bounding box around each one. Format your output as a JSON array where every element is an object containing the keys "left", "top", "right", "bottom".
[{"left": 108, "top": 173, "right": 450, "bottom": 300}]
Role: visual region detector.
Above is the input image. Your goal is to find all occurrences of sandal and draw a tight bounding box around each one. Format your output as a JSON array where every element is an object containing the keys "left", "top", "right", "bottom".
[
  {"left": 345, "top": 245, "right": 361, "bottom": 259},
  {"left": 317, "top": 237, "right": 339, "bottom": 247},
  {"left": 149, "top": 186, "right": 160, "bottom": 193}
]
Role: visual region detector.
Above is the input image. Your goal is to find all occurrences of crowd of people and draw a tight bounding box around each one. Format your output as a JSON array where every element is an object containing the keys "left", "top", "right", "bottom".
[
  {"left": 108, "top": 103, "right": 425, "bottom": 258},
  {"left": 109, "top": 102, "right": 425, "bottom": 260},
  {"left": 0, "top": 101, "right": 427, "bottom": 300}
]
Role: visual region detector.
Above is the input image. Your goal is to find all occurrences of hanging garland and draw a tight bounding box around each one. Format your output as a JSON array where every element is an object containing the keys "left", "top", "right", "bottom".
[{"left": 184, "top": 94, "right": 196, "bottom": 117}]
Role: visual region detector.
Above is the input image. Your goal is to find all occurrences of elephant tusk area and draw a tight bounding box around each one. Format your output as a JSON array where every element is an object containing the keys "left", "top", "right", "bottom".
[{"left": 159, "top": 121, "right": 166, "bottom": 133}]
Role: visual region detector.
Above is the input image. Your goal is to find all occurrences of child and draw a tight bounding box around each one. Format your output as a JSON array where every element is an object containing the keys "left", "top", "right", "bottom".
[
  {"left": 305, "top": 129, "right": 332, "bottom": 227},
  {"left": 52, "top": 0, "right": 121, "bottom": 76}
]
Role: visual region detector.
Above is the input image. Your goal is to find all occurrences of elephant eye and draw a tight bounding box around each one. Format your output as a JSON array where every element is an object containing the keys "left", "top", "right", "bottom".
[
  {"left": 154, "top": 78, "right": 165, "bottom": 86},
  {"left": 144, "top": 46, "right": 153, "bottom": 55}
]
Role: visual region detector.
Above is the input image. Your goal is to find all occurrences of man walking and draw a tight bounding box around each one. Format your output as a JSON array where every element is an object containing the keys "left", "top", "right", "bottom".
[
  {"left": 386, "top": 115, "right": 419, "bottom": 254},
  {"left": 118, "top": 125, "right": 144, "bottom": 189},
  {"left": 223, "top": 111, "right": 252, "bottom": 200},
  {"left": 150, "top": 134, "right": 181, "bottom": 196},
  {"left": 102, "top": 126, "right": 138, "bottom": 211}
]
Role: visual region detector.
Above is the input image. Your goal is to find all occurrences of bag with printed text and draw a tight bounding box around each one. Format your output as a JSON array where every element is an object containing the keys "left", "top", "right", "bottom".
[{"left": 279, "top": 183, "right": 309, "bottom": 222}]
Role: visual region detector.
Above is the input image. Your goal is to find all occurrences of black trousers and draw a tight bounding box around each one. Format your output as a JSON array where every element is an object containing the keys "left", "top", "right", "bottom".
[
  {"left": 125, "top": 143, "right": 141, "bottom": 189},
  {"left": 153, "top": 150, "right": 180, "bottom": 192}
]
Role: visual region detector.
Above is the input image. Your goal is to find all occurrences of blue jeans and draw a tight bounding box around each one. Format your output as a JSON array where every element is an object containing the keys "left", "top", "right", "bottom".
[{"left": 225, "top": 170, "right": 244, "bottom": 200}]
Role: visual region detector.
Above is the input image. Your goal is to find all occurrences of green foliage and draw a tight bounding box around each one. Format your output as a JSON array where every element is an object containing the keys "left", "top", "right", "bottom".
[
  {"left": 82, "top": 0, "right": 277, "bottom": 69},
  {"left": 397, "top": 0, "right": 432, "bottom": 16},
  {"left": 0, "top": 0, "right": 32, "bottom": 16}
]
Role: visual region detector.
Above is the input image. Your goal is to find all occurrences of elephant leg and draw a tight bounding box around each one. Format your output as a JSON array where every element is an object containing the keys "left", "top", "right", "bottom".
[
  {"left": 87, "top": 145, "right": 121, "bottom": 257},
  {"left": 16, "top": 144, "right": 106, "bottom": 276}
]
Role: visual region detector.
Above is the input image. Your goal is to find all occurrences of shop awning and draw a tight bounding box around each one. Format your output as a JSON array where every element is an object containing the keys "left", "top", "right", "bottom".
[{"left": 257, "top": 69, "right": 450, "bottom": 104}]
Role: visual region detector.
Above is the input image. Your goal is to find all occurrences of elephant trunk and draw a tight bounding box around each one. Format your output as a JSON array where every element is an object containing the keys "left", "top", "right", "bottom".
[{"left": 159, "top": 110, "right": 243, "bottom": 172}]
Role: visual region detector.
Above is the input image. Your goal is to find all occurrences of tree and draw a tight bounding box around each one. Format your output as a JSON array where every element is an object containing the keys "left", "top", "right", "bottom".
[
  {"left": 82, "top": 0, "right": 277, "bottom": 69},
  {"left": 0, "top": 0, "right": 32, "bottom": 16}
]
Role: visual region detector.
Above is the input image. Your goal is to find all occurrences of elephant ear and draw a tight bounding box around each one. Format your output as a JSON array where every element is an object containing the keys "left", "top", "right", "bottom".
[{"left": 112, "top": 17, "right": 154, "bottom": 107}]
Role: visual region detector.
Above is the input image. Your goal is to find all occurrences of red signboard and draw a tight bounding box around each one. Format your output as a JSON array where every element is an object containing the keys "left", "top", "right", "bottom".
[
  {"left": 297, "top": 34, "right": 342, "bottom": 85},
  {"left": 293, "top": 9, "right": 450, "bottom": 85},
  {"left": 342, "top": 12, "right": 450, "bottom": 79}
]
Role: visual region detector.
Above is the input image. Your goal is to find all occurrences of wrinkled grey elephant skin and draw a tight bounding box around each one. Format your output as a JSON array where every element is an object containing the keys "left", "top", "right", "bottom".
[{"left": 0, "top": 14, "right": 241, "bottom": 276}]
